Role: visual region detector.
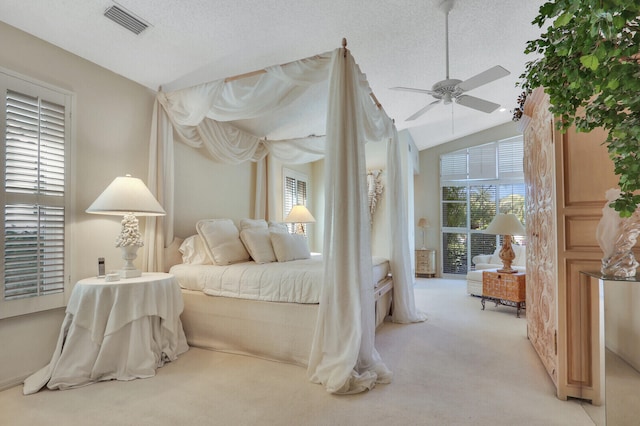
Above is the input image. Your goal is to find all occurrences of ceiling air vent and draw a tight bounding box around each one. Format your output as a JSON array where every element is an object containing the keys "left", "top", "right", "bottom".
[{"left": 103, "top": 4, "right": 149, "bottom": 35}]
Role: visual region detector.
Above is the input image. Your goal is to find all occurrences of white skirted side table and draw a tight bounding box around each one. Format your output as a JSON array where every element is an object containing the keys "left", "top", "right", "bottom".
[{"left": 23, "top": 273, "right": 188, "bottom": 394}]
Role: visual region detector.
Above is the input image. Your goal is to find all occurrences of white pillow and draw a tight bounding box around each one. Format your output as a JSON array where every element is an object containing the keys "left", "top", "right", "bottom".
[
  {"left": 489, "top": 247, "right": 502, "bottom": 265},
  {"left": 196, "top": 219, "right": 250, "bottom": 265},
  {"left": 179, "top": 234, "right": 212, "bottom": 265},
  {"left": 239, "top": 218, "right": 268, "bottom": 230},
  {"left": 240, "top": 228, "right": 276, "bottom": 264},
  {"left": 270, "top": 232, "right": 310, "bottom": 262},
  {"left": 513, "top": 244, "right": 526, "bottom": 266},
  {"left": 268, "top": 221, "right": 289, "bottom": 234}
]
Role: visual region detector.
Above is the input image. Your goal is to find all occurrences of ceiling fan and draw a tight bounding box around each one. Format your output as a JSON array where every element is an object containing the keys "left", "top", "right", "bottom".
[{"left": 391, "top": 0, "right": 510, "bottom": 121}]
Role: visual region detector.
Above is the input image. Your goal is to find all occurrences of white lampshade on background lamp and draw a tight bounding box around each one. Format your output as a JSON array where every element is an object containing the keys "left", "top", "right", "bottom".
[
  {"left": 86, "top": 175, "right": 166, "bottom": 278},
  {"left": 284, "top": 205, "right": 315, "bottom": 235},
  {"left": 417, "top": 217, "right": 431, "bottom": 249},
  {"left": 484, "top": 213, "right": 526, "bottom": 274}
]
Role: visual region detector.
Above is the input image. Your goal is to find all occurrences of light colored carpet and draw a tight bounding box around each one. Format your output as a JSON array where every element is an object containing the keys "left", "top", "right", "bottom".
[{"left": 0, "top": 278, "right": 598, "bottom": 425}]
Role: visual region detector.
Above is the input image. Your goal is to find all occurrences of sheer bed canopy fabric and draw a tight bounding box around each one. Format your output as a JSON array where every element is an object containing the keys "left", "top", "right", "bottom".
[{"left": 144, "top": 41, "right": 424, "bottom": 394}]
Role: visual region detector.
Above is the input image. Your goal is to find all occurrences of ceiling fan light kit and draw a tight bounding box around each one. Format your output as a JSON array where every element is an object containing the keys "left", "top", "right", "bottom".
[{"left": 392, "top": 0, "right": 510, "bottom": 121}]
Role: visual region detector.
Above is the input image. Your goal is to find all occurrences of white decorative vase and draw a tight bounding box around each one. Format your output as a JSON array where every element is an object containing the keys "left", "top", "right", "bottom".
[
  {"left": 597, "top": 189, "right": 640, "bottom": 278},
  {"left": 600, "top": 215, "right": 640, "bottom": 278},
  {"left": 119, "top": 245, "right": 141, "bottom": 278}
]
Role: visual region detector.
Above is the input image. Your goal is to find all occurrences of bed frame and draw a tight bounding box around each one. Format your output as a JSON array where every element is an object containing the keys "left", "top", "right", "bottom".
[{"left": 179, "top": 276, "right": 393, "bottom": 366}]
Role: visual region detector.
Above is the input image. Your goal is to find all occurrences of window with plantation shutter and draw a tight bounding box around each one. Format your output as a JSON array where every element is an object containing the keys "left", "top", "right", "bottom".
[
  {"left": 1, "top": 71, "right": 72, "bottom": 318},
  {"left": 440, "top": 150, "right": 467, "bottom": 181},
  {"left": 439, "top": 136, "right": 525, "bottom": 276},
  {"left": 498, "top": 137, "right": 524, "bottom": 179},
  {"left": 469, "top": 143, "right": 496, "bottom": 180},
  {"left": 282, "top": 168, "right": 309, "bottom": 234}
]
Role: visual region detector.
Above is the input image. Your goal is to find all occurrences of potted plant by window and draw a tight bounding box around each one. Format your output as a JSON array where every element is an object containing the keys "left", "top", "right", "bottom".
[{"left": 519, "top": 0, "right": 640, "bottom": 218}]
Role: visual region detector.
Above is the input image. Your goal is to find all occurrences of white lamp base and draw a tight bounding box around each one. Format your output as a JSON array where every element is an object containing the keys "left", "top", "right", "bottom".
[
  {"left": 119, "top": 268, "right": 141, "bottom": 278},
  {"left": 119, "top": 245, "right": 142, "bottom": 279}
]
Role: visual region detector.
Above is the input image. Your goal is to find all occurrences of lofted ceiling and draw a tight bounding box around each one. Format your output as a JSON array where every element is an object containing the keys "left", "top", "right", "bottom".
[{"left": 0, "top": 0, "right": 546, "bottom": 150}]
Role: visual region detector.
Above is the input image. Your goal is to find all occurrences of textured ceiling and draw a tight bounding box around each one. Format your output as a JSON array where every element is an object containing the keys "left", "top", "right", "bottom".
[{"left": 0, "top": 0, "right": 546, "bottom": 150}]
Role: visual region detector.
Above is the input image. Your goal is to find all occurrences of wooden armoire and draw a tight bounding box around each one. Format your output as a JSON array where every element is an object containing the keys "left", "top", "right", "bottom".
[{"left": 521, "top": 87, "right": 617, "bottom": 403}]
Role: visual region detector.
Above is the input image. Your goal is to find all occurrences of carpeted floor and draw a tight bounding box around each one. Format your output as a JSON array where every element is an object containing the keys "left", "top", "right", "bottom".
[{"left": 0, "top": 278, "right": 601, "bottom": 425}]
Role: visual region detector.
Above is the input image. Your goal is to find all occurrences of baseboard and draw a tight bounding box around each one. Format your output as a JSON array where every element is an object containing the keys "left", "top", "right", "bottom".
[{"left": 0, "top": 374, "right": 27, "bottom": 392}]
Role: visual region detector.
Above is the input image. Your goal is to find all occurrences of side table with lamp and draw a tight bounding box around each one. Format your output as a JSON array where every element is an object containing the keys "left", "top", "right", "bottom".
[
  {"left": 416, "top": 217, "right": 436, "bottom": 278},
  {"left": 23, "top": 175, "right": 189, "bottom": 394},
  {"left": 480, "top": 213, "right": 527, "bottom": 316}
]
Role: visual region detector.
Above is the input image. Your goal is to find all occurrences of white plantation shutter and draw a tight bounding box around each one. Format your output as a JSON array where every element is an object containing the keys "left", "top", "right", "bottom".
[
  {"left": 4, "top": 205, "right": 65, "bottom": 299},
  {"left": 1, "top": 76, "right": 71, "bottom": 315},
  {"left": 468, "top": 143, "right": 497, "bottom": 180},
  {"left": 440, "top": 150, "right": 467, "bottom": 180},
  {"left": 498, "top": 136, "right": 524, "bottom": 179}
]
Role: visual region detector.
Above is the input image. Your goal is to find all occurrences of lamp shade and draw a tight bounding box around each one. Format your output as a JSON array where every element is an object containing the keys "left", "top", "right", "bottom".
[
  {"left": 284, "top": 205, "right": 316, "bottom": 223},
  {"left": 86, "top": 175, "right": 166, "bottom": 216},
  {"left": 484, "top": 213, "right": 525, "bottom": 236},
  {"left": 417, "top": 217, "right": 430, "bottom": 228}
]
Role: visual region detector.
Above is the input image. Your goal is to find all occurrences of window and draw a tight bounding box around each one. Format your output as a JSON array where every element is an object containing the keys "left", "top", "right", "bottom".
[
  {"left": 0, "top": 70, "right": 73, "bottom": 319},
  {"left": 282, "top": 168, "right": 309, "bottom": 234},
  {"left": 440, "top": 136, "right": 525, "bottom": 275}
]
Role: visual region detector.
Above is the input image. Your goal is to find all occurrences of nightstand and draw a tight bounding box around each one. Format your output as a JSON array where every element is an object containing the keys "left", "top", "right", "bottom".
[
  {"left": 23, "top": 273, "right": 189, "bottom": 394},
  {"left": 481, "top": 270, "right": 526, "bottom": 317},
  {"left": 416, "top": 249, "right": 436, "bottom": 278}
]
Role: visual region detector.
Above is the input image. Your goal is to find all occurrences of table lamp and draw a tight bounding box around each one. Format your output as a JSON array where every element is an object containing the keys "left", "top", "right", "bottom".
[
  {"left": 86, "top": 174, "right": 166, "bottom": 278},
  {"left": 417, "top": 217, "right": 430, "bottom": 249},
  {"left": 484, "top": 213, "right": 526, "bottom": 274},
  {"left": 284, "top": 205, "right": 315, "bottom": 235}
]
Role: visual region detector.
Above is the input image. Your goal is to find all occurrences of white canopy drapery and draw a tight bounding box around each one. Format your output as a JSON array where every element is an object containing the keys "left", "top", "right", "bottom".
[{"left": 144, "top": 45, "right": 425, "bottom": 394}]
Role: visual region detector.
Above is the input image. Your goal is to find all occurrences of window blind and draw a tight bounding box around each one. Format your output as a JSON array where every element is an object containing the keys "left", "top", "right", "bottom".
[
  {"left": 498, "top": 137, "right": 525, "bottom": 179},
  {"left": 440, "top": 150, "right": 467, "bottom": 180},
  {"left": 468, "top": 144, "right": 497, "bottom": 180},
  {"left": 4, "top": 89, "right": 66, "bottom": 300}
]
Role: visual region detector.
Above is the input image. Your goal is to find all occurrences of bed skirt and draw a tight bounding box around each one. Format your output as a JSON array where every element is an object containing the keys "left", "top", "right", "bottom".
[{"left": 180, "top": 277, "right": 393, "bottom": 366}]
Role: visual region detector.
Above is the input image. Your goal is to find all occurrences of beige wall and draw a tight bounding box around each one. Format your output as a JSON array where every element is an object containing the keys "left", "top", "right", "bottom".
[
  {"left": 0, "top": 22, "right": 155, "bottom": 389},
  {"left": 413, "top": 121, "right": 520, "bottom": 276},
  {"left": 173, "top": 142, "right": 254, "bottom": 238}
]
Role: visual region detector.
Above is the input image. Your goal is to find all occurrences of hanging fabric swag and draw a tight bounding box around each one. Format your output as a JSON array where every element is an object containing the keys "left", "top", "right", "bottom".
[{"left": 144, "top": 44, "right": 425, "bottom": 394}]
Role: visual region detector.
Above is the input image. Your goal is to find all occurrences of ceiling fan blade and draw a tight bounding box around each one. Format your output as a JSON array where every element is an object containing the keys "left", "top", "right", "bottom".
[
  {"left": 390, "top": 86, "right": 436, "bottom": 95},
  {"left": 457, "top": 65, "right": 510, "bottom": 92},
  {"left": 456, "top": 95, "right": 500, "bottom": 113},
  {"left": 406, "top": 100, "right": 441, "bottom": 121}
]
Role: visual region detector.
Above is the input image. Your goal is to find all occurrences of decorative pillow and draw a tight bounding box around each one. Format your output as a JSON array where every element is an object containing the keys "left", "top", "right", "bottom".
[
  {"left": 270, "top": 232, "right": 310, "bottom": 262},
  {"left": 489, "top": 247, "right": 502, "bottom": 265},
  {"left": 489, "top": 244, "right": 525, "bottom": 266},
  {"left": 268, "top": 221, "right": 289, "bottom": 234},
  {"left": 512, "top": 244, "right": 526, "bottom": 266},
  {"left": 196, "top": 219, "right": 250, "bottom": 265},
  {"left": 179, "top": 234, "right": 212, "bottom": 265},
  {"left": 240, "top": 228, "right": 276, "bottom": 264},
  {"left": 239, "top": 218, "right": 268, "bottom": 230}
]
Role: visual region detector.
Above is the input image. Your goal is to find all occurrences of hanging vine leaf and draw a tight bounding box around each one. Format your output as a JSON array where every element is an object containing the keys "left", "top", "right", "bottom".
[
  {"left": 580, "top": 54, "right": 599, "bottom": 70},
  {"left": 519, "top": 0, "right": 640, "bottom": 217}
]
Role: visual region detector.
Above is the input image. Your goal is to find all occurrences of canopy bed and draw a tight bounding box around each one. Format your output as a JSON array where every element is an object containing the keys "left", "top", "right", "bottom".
[{"left": 143, "top": 40, "right": 426, "bottom": 394}]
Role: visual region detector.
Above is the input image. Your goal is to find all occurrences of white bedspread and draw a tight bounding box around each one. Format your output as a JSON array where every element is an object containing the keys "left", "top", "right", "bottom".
[{"left": 170, "top": 254, "right": 389, "bottom": 304}]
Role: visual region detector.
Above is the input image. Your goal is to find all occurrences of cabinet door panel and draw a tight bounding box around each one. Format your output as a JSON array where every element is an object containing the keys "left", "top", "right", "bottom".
[{"left": 523, "top": 89, "right": 558, "bottom": 387}]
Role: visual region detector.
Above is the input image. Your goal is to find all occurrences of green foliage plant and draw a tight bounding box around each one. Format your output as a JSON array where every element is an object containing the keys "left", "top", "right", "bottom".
[{"left": 520, "top": 0, "right": 640, "bottom": 217}]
